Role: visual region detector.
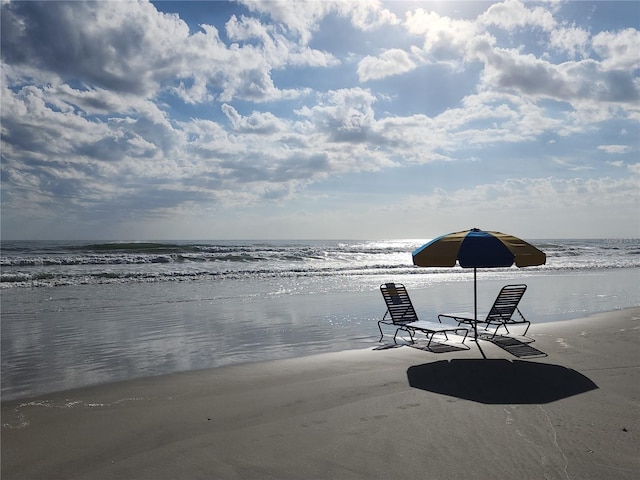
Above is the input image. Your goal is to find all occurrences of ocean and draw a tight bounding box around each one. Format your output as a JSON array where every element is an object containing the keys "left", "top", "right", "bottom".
[{"left": 2, "top": 238, "right": 639, "bottom": 401}]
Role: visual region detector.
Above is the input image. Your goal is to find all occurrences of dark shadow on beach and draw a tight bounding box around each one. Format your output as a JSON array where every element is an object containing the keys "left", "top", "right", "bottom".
[
  {"left": 407, "top": 359, "right": 598, "bottom": 404},
  {"left": 484, "top": 335, "right": 548, "bottom": 358},
  {"left": 408, "top": 340, "right": 470, "bottom": 354}
]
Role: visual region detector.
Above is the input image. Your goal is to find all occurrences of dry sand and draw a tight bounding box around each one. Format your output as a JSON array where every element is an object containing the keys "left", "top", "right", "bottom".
[{"left": 2, "top": 307, "right": 639, "bottom": 480}]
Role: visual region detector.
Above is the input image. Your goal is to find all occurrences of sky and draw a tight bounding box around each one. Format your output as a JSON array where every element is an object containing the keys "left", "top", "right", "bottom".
[{"left": 1, "top": 0, "right": 639, "bottom": 240}]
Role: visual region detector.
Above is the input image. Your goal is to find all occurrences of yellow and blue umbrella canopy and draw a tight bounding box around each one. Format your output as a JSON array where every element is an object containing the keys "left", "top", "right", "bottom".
[{"left": 412, "top": 228, "right": 546, "bottom": 268}]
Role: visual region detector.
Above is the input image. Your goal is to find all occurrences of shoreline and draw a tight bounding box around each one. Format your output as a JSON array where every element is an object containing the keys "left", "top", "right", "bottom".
[
  {"left": 3, "top": 307, "right": 639, "bottom": 479},
  {"left": 1, "top": 306, "right": 639, "bottom": 404},
  {"left": 3, "top": 267, "right": 639, "bottom": 402}
]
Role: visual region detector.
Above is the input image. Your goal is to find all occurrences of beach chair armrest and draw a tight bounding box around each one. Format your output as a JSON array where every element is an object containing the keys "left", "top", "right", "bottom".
[
  {"left": 438, "top": 313, "right": 475, "bottom": 324},
  {"left": 407, "top": 320, "right": 454, "bottom": 332},
  {"left": 405, "top": 320, "right": 469, "bottom": 338}
]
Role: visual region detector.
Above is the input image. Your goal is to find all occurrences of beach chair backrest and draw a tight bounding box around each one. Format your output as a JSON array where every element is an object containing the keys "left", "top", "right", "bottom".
[
  {"left": 487, "top": 284, "right": 527, "bottom": 321},
  {"left": 380, "top": 283, "right": 419, "bottom": 324}
]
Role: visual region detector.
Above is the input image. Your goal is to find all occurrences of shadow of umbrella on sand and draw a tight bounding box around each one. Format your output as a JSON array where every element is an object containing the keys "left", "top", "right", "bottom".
[{"left": 407, "top": 359, "right": 598, "bottom": 404}]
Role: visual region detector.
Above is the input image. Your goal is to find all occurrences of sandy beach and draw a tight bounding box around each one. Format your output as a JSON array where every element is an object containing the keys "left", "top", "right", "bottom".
[{"left": 2, "top": 307, "right": 639, "bottom": 480}]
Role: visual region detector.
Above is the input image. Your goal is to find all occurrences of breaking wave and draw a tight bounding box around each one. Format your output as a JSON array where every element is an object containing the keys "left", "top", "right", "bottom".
[{"left": 1, "top": 239, "right": 638, "bottom": 288}]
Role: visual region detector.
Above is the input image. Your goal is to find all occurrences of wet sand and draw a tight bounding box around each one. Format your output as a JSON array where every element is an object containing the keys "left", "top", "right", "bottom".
[{"left": 2, "top": 307, "right": 639, "bottom": 479}]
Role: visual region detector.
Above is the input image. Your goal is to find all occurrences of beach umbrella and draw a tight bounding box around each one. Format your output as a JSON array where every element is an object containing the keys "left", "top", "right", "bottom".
[{"left": 412, "top": 228, "right": 546, "bottom": 320}]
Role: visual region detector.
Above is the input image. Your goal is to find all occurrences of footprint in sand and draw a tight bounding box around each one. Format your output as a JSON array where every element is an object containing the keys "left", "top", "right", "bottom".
[{"left": 359, "top": 415, "right": 388, "bottom": 422}]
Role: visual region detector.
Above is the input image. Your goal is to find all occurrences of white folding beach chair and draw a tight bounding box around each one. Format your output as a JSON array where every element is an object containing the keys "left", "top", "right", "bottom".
[
  {"left": 378, "top": 283, "right": 469, "bottom": 348},
  {"left": 438, "top": 284, "right": 530, "bottom": 340}
]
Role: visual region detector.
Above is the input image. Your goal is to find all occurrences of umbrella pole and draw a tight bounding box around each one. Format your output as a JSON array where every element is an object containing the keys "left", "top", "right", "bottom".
[
  {"left": 474, "top": 267, "right": 477, "bottom": 321},
  {"left": 472, "top": 267, "right": 486, "bottom": 358}
]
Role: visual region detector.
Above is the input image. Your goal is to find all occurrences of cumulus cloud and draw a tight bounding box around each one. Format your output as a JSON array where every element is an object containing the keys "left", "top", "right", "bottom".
[
  {"left": 357, "top": 49, "right": 417, "bottom": 82},
  {"left": 401, "top": 175, "right": 640, "bottom": 237},
  {"left": 0, "top": 0, "right": 330, "bottom": 105},
  {"left": 478, "top": 0, "right": 556, "bottom": 31},
  {"left": 597, "top": 145, "right": 631, "bottom": 154},
  {"left": 240, "top": 0, "right": 399, "bottom": 42},
  {"left": 405, "top": 8, "right": 480, "bottom": 62},
  {"left": 1, "top": 0, "right": 190, "bottom": 96},
  {"left": 403, "top": 1, "right": 640, "bottom": 114},
  {"left": 476, "top": 47, "right": 639, "bottom": 106},
  {"left": 295, "top": 88, "right": 378, "bottom": 142},
  {"left": 549, "top": 26, "right": 590, "bottom": 59},
  {"left": 1, "top": 0, "right": 638, "bottom": 239},
  {"left": 592, "top": 28, "right": 640, "bottom": 71},
  {"left": 221, "top": 104, "right": 283, "bottom": 134}
]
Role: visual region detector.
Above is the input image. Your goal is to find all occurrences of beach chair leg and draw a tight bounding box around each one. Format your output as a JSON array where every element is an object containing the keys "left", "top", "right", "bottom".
[
  {"left": 459, "top": 329, "right": 468, "bottom": 344},
  {"left": 485, "top": 322, "right": 502, "bottom": 339},
  {"left": 393, "top": 327, "right": 414, "bottom": 344},
  {"left": 501, "top": 324, "right": 509, "bottom": 337}
]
